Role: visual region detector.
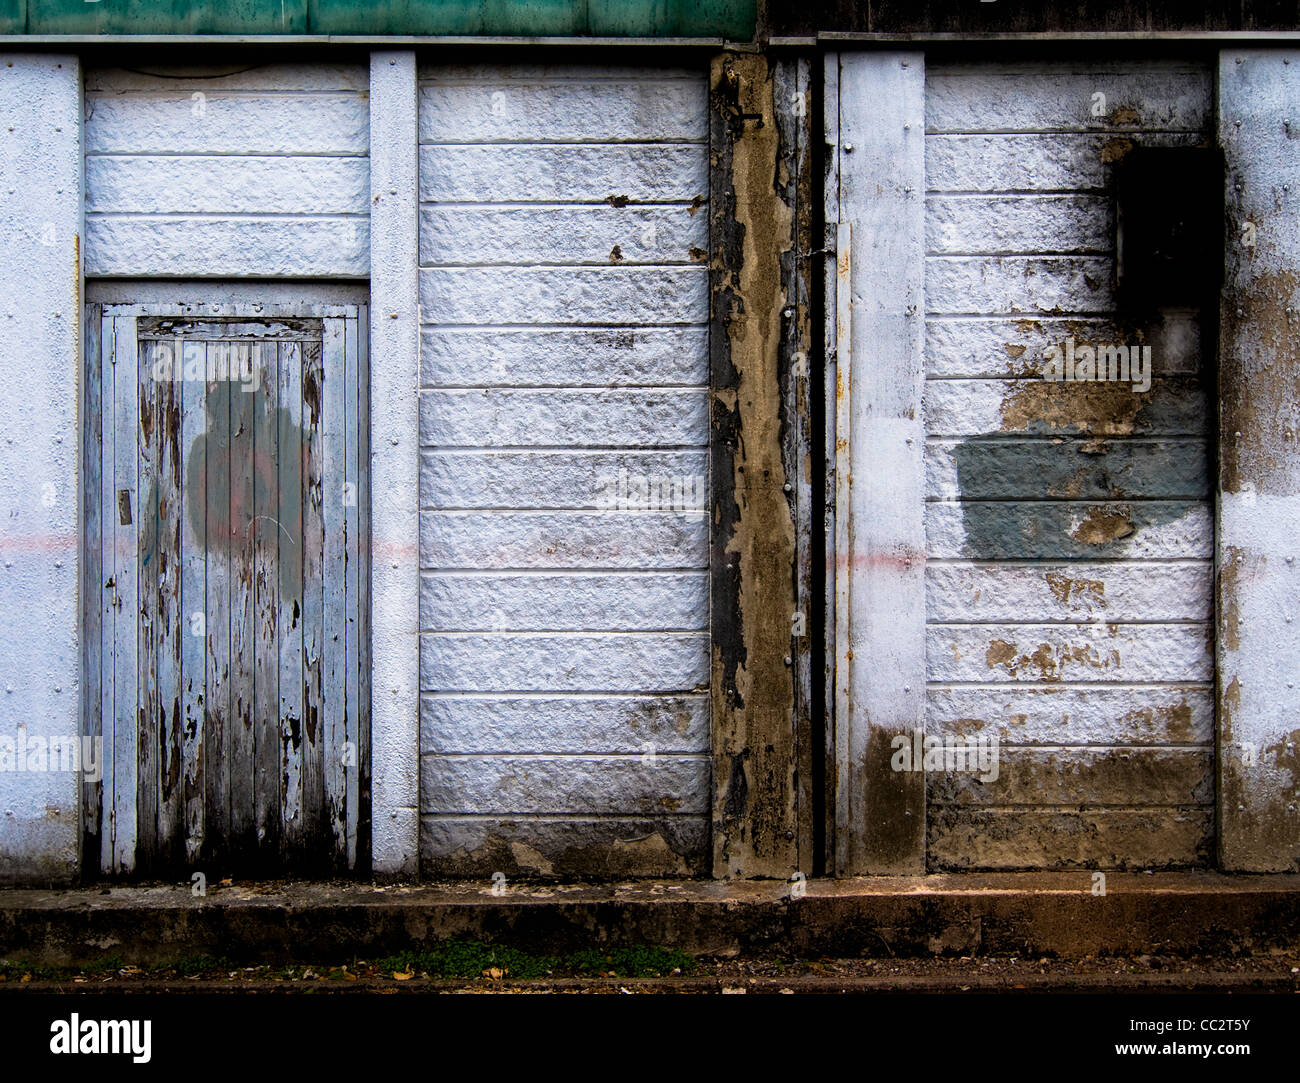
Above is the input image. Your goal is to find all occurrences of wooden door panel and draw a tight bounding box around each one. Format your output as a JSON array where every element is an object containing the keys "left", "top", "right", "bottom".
[{"left": 89, "top": 306, "right": 369, "bottom": 875}]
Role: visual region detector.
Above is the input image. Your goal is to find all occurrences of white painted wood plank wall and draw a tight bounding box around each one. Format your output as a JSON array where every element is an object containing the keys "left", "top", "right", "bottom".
[
  {"left": 923, "top": 60, "right": 1216, "bottom": 870},
  {"left": 417, "top": 64, "right": 711, "bottom": 877},
  {"left": 83, "top": 64, "right": 369, "bottom": 277}
]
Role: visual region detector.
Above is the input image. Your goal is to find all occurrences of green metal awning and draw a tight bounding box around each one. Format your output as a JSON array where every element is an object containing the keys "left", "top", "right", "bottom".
[{"left": 3, "top": 0, "right": 754, "bottom": 39}]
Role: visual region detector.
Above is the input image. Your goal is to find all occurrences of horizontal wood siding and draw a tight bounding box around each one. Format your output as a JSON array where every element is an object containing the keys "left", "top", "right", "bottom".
[
  {"left": 923, "top": 60, "right": 1215, "bottom": 870},
  {"left": 417, "top": 64, "right": 711, "bottom": 878},
  {"left": 83, "top": 65, "right": 369, "bottom": 278}
]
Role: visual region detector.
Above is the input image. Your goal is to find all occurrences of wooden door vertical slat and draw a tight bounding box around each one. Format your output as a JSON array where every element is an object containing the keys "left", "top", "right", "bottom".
[
  {"left": 252, "top": 340, "right": 282, "bottom": 863},
  {"left": 136, "top": 341, "right": 161, "bottom": 868},
  {"left": 343, "top": 316, "right": 360, "bottom": 867},
  {"left": 278, "top": 340, "right": 306, "bottom": 860},
  {"left": 99, "top": 315, "right": 116, "bottom": 874},
  {"left": 111, "top": 315, "right": 139, "bottom": 873},
  {"left": 321, "top": 318, "right": 348, "bottom": 865},
  {"left": 156, "top": 338, "right": 185, "bottom": 867},
  {"left": 228, "top": 341, "right": 257, "bottom": 857},
  {"left": 203, "top": 355, "right": 233, "bottom": 866},
  {"left": 300, "top": 336, "right": 327, "bottom": 854},
  {"left": 82, "top": 307, "right": 103, "bottom": 865},
  {"left": 355, "top": 306, "right": 371, "bottom": 871},
  {"left": 179, "top": 339, "right": 208, "bottom": 863}
]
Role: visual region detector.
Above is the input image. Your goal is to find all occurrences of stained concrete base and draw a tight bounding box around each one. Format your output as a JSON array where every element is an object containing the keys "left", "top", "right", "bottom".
[{"left": 2, "top": 873, "right": 1299, "bottom": 967}]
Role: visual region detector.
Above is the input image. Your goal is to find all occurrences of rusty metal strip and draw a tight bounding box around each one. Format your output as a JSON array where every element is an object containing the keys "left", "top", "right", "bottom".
[{"left": 833, "top": 221, "right": 852, "bottom": 875}]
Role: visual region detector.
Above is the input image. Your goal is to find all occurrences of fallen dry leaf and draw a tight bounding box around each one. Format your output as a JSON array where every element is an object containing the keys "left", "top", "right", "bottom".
[{"left": 392, "top": 970, "right": 413, "bottom": 981}]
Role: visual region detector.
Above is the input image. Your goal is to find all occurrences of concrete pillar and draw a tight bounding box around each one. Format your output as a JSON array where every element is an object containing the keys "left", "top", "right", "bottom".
[
  {"left": 1217, "top": 49, "right": 1300, "bottom": 872},
  {"left": 832, "top": 52, "right": 927, "bottom": 875},
  {"left": 368, "top": 50, "right": 421, "bottom": 878},
  {"left": 0, "top": 55, "right": 83, "bottom": 884}
]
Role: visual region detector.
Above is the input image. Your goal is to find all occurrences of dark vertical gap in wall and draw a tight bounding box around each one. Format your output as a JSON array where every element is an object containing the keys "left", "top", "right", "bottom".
[
  {"left": 1209, "top": 54, "right": 1225, "bottom": 868},
  {"left": 809, "top": 49, "right": 828, "bottom": 879}
]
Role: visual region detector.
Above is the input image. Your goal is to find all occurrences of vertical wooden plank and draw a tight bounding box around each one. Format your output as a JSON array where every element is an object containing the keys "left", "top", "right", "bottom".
[
  {"left": 775, "top": 55, "right": 816, "bottom": 875},
  {"left": 179, "top": 339, "right": 207, "bottom": 865},
  {"left": 136, "top": 338, "right": 160, "bottom": 870},
  {"left": 82, "top": 306, "right": 103, "bottom": 873},
  {"left": 300, "top": 334, "right": 327, "bottom": 860},
  {"left": 837, "top": 52, "right": 927, "bottom": 875},
  {"left": 228, "top": 339, "right": 257, "bottom": 858},
  {"left": 112, "top": 315, "right": 139, "bottom": 873},
  {"left": 822, "top": 52, "right": 841, "bottom": 878},
  {"left": 343, "top": 315, "right": 361, "bottom": 869},
  {"left": 156, "top": 337, "right": 184, "bottom": 867},
  {"left": 252, "top": 339, "right": 281, "bottom": 866},
  {"left": 356, "top": 306, "right": 372, "bottom": 873},
  {"left": 321, "top": 318, "right": 348, "bottom": 868},
  {"left": 278, "top": 340, "right": 306, "bottom": 862},
  {"left": 99, "top": 315, "right": 117, "bottom": 875},
  {"left": 204, "top": 352, "right": 233, "bottom": 867}
]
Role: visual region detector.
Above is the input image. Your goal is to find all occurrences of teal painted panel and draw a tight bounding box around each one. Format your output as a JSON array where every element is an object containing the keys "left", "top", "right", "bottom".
[
  {"left": 21, "top": 0, "right": 754, "bottom": 36},
  {"left": 587, "top": 0, "right": 754, "bottom": 37},
  {"left": 310, "top": 0, "right": 581, "bottom": 35},
  {"left": 29, "top": 0, "right": 309, "bottom": 34},
  {"left": 0, "top": 0, "right": 24, "bottom": 33}
]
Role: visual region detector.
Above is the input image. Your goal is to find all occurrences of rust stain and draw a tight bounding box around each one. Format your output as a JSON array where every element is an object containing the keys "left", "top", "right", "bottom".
[
  {"left": 1000, "top": 380, "right": 1152, "bottom": 436},
  {"left": 986, "top": 638, "right": 1120, "bottom": 681},
  {"left": 1219, "top": 546, "right": 1243, "bottom": 652},
  {"left": 1044, "top": 571, "right": 1106, "bottom": 609},
  {"left": 1004, "top": 343, "right": 1027, "bottom": 359},
  {"left": 1071, "top": 506, "right": 1135, "bottom": 545},
  {"left": 1100, "top": 136, "right": 1135, "bottom": 163},
  {"left": 1108, "top": 105, "right": 1142, "bottom": 126},
  {"left": 1264, "top": 728, "right": 1300, "bottom": 780},
  {"left": 1120, "top": 699, "right": 1195, "bottom": 743},
  {"left": 986, "top": 640, "right": 1017, "bottom": 668},
  {"left": 1221, "top": 269, "right": 1300, "bottom": 493}
]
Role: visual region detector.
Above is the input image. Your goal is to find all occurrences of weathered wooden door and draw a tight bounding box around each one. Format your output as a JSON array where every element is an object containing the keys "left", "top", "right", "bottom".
[{"left": 85, "top": 303, "right": 369, "bottom": 876}]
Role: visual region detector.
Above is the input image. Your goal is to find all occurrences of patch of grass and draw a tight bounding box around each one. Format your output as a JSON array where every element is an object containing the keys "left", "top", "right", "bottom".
[
  {"left": 371, "top": 939, "right": 697, "bottom": 980},
  {"left": 567, "top": 946, "right": 697, "bottom": 978},
  {"left": 1, "top": 941, "right": 699, "bottom": 983},
  {"left": 0, "top": 954, "right": 124, "bottom": 981},
  {"left": 160, "top": 954, "right": 232, "bottom": 977},
  {"left": 374, "top": 940, "right": 558, "bottom": 980}
]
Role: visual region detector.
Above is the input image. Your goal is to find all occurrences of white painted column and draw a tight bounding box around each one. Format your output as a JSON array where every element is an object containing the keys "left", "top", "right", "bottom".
[
  {"left": 0, "top": 56, "right": 82, "bottom": 884},
  {"left": 368, "top": 51, "right": 421, "bottom": 878},
  {"left": 834, "top": 52, "right": 927, "bottom": 875},
  {"left": 1217, "top": 49, "right": 1300, "bottom": 872}
]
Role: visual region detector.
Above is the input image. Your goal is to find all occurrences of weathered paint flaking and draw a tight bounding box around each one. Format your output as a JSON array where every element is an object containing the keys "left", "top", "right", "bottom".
[
  {"left": 1217, "top": 49, "right": 1300, "bottom": 872},
  {"left": 709, "top": 53, "right": 801, "bottom": 878},
  {"left": 921, "top": 58, "right": 1216, "bottom": 870}
]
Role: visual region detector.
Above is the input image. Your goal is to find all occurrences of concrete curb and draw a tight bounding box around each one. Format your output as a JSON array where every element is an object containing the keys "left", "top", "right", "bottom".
[{"left": 3, "top": 872, "right": 1299, "bottom": 965}]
